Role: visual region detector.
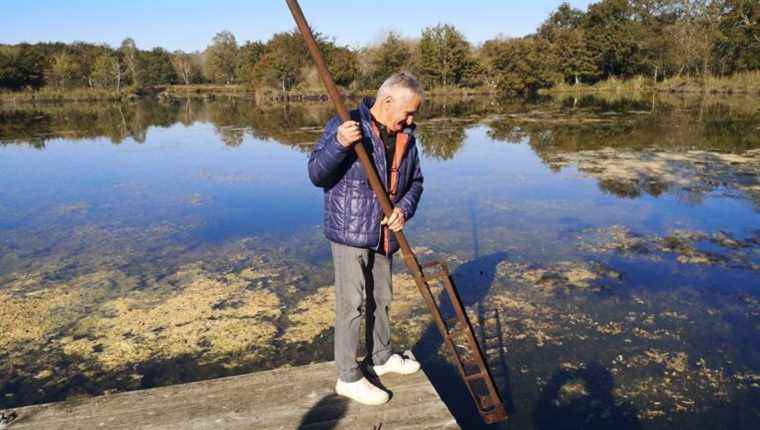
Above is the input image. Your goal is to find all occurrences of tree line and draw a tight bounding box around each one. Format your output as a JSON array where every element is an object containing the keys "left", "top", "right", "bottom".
[{"left": 1, "top": 0, "right": 757, "bottom": 96}]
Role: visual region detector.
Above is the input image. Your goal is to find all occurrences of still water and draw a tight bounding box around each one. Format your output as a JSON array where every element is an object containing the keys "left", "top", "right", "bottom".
[{"left": 1, "top": 95, "right": 758, "bottom": 429}]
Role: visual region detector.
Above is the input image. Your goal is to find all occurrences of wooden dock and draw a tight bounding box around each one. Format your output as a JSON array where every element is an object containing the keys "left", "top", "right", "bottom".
[{"left": 1, "top": 361, "right": 458, "bottom": 429}]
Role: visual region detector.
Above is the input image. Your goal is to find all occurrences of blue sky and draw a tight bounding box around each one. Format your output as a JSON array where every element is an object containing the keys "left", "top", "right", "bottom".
[{"left": 2, "top": 1, "right": 596, "bottom": 52}]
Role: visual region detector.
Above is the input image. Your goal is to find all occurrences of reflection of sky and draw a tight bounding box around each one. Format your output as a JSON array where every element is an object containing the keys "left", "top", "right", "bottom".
[
  {"left": 419, "top": 126, "right": 759, "bottom": 239},
  {"left": 0, "top": 122, "right": 322, "bottom": 239},
  {"left": 1, "top": 120, "right": 759, "bottom": 252}
]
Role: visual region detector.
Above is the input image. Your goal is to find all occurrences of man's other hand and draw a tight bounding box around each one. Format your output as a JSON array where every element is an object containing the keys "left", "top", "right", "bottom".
[
  {"left": 380, "top": 208, "right": 405, "bottom": 232},
  {"left": 337, "top": 120, "right": 362, "bottom": 148}
]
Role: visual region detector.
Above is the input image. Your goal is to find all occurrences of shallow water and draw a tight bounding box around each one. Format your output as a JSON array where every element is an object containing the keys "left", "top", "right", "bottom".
[{"left": 1, "top": 94, "right": 758, "bottom": 429}]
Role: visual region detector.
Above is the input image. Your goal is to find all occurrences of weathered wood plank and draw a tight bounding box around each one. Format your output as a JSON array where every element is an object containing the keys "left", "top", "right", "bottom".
[{"left": 2, "top": 361, "right": 458, "bottom": 429}]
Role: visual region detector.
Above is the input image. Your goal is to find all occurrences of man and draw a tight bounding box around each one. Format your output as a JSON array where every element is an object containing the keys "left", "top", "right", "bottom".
[{"left": 307, "top": 72, "right": 425, "bottom": 405}]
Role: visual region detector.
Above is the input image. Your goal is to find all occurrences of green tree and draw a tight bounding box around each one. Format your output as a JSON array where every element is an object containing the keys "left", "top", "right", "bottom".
[
  {"left": 483, "top": 36, "right": 560, "bottom": 95},
  {"left": 91, "top": 54, "right": 117, "bottom": 89},
  {"left": 417, "top": 23, "right": 476, "bottom": 87},
  {"left": 235, "top": 40, "right": 266, "bottom": 84},
  {"left": 0, "top": 44, "right": 45, "bottom": 89},
  {"left": 326, "top": 46, "right": 358, "bottom": 88},
  {"left": 581, "top": 0, "right": 640, "bottom": 78},
  {"left": 538, "top": 2, "right": 585, "bottom": 40},
  {"left": 715, "top": 0, "right": 760, "bottom": 74},
  {"left": 204, "top": 30, "right": 239, "bottom": 84},
  {"left": 140, "top": 47, "right": 177, "bottom": 85},
  {"left": 364, "top": 32, "right": 412, "bottom": 88},
  {"left": 50, "top": 51, "right": 82, "bottom": 88},
  {"left": 252, "top": 30, "right": 309, "bottom": 91},
  {"left": 538, "top": 2, "right": 597, "bottom": 84},
  {"left": 555, "top": 28, "right": 598, "bottom": 84}
]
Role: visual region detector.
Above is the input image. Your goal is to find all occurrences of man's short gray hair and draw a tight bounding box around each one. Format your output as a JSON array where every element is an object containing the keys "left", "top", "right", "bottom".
[{"left": 376, "top": 71, "right": 425, "bottom": 101}]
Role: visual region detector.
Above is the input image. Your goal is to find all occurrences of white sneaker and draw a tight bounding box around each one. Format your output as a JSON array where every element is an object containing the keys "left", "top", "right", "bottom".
[
  {"left": 372, "top": 353, "right": 421, "bottom": 376},
  {"left": 335, "top": 377, "right": 390, "bottom": 405}
]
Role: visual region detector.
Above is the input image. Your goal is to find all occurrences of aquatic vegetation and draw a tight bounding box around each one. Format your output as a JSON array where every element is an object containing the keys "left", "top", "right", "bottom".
[
  {"left": 580, "top": 225, "right": 759, "bottom": 271},
  {"left": 282, "top": 285, "right": 334, "bottom": 344},
  {"left": 0, "top": 270, "right": 137, "bottom": 350},
  {"left": 496, "top": 259, "right": 620, "bottom": 291},
  {"left": 68, "top": 264, "right": 282, "bottom": 370},
  {"left": 549, "top": 149, "right": 760, "bottom": 206}
]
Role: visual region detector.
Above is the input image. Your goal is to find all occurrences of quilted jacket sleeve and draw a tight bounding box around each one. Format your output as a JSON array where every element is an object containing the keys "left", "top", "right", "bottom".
[
  {"left": 308, "top": 115, "right": 353, "bottom": 188},
  {"left": 395, "top": 145, "right": 424, "bottom": 221}
]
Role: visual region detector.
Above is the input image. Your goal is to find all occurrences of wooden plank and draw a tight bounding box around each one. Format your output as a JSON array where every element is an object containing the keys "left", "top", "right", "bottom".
[{"left": 2, "top": 361, "right": 459, "bottom": 429}]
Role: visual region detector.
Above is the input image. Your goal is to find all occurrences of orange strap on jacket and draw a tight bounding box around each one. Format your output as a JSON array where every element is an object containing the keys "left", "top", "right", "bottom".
[{"left": 369, "top": 119, "right": 411, "bottom": 254}]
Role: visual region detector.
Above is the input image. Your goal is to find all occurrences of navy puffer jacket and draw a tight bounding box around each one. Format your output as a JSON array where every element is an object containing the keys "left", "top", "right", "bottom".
[{"left": 308, "top": 97, "right": 424, "bottom": 254}]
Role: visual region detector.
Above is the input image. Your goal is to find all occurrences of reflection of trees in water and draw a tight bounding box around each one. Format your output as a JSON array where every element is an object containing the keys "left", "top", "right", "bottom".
[
  {"left": 416, "top": 121, "right": 467, "bottom": 160},
  {"left": 0, "top": 98, "right": 336, "bottom": 150},
  {"left": 0, "top": 100, "right": 182, "bottom": 147},
  {"left": 588, "top": 151, "right": 760, "bottom": 208},
  {"left": 0, "top": 103, "right": 135, "bottom": 147},
  {"left": 558, "top": 93, "right": 655, "bottom": 113},
  {"left": 237, "top": 102, "right": 333, "bottom": 150},
  {"left": 417, "top": 96, "right": 501, "bottom": 120},
  {"left": 215, "top": 126, "right": 246, "bottom": 147},
  {"left": 485, "top": 96, "right": 760, "bottom": 204},
  {"left": 415, "top": 97, "right": 534, "bottom": 160},
  {"left": 511, "top": 96, "right": 760, "bottom": 154},
  {"left": 597, "top": 177, "right": 667, "bottom": 199},
  {"left": 3, "top": 94, "right": 758, "bottom": 158},
  {"left": 0, "top": 96, "right": 503, "bottom": 154}
]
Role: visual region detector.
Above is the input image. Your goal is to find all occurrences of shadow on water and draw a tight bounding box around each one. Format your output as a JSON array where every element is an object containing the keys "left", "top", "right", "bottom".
[
  {"left": 533, "top": 362, "right": 640, "bottom": 430},
  {"left": 297, "top": 394, "right": 349, "bottom": 430}
]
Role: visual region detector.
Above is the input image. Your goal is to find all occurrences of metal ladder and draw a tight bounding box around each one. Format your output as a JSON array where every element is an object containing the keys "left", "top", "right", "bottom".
[{"left": 408, "top": 258, "right": 508, "bottom": 424}]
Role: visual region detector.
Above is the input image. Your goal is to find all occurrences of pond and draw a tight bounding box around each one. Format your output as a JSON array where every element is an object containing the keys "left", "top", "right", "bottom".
[{"left": 1, "top": 94, "right": 758, "bottom": 429}]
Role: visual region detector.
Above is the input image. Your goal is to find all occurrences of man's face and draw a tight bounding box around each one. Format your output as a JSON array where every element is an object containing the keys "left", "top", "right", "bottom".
[{"left": 381, "top": 88, "right": 422, "bottom": 132}]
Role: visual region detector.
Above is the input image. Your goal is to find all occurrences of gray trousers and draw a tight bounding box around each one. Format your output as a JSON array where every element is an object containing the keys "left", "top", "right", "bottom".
[{"left": 330, "top": 241, "right": 393, "bottom": 382}]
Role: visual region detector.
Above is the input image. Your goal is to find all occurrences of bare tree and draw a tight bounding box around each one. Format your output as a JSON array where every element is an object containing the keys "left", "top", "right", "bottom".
[
  {"left": 171, "top": 50, "right": 195, "bottom": 85},
  {"left": 120, "top": 37, "right": 141, "bottom": 86},
  {"left": 93, "top": 54, "right": 128, "bottom": 93}
]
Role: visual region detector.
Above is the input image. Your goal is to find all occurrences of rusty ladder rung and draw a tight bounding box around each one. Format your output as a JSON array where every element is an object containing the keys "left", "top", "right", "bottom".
[
  {"left": 465, "top": 372, "right": 485, "bottom": 381},
  {"left": 479, "top": 395, "right": 497, "bottom": 409}
]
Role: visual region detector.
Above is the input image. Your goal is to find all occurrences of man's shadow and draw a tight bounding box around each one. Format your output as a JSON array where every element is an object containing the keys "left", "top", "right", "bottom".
[
  {"left": 411, "top": 198, "right": 515, "bottom": 428},
  {"left": 533, "top": 361, "right": 641, "bottom": 430},
  {"left": 297, "top": 394, "right": 349, "bottom": 429}
]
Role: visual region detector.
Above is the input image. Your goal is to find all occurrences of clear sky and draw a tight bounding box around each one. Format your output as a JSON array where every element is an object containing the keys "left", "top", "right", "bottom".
[{"left": 2, "top": 1, "right": 597, "bottom": 52}]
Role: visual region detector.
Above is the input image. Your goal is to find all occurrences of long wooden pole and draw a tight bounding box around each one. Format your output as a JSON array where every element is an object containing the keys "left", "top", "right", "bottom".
[{"left": 283, "top": 0, "right": 418, "bottom": 264}]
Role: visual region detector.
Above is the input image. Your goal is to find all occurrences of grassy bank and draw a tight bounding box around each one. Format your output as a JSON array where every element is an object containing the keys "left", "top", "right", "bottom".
[
  {"left": 6, "top": 73, "right": 757, "bottom": 105},
  {"left": 2, "top": 82, "right": 497, "bottom": 105},
  {"left": 545, "top": 71, "right": 760, "bottom": 96},
  {"left": 163, "top": 84, "right": 250, "bottom": 97},
  {"left": 0, "top": 87, "right": 126, "bottom": 103}
]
